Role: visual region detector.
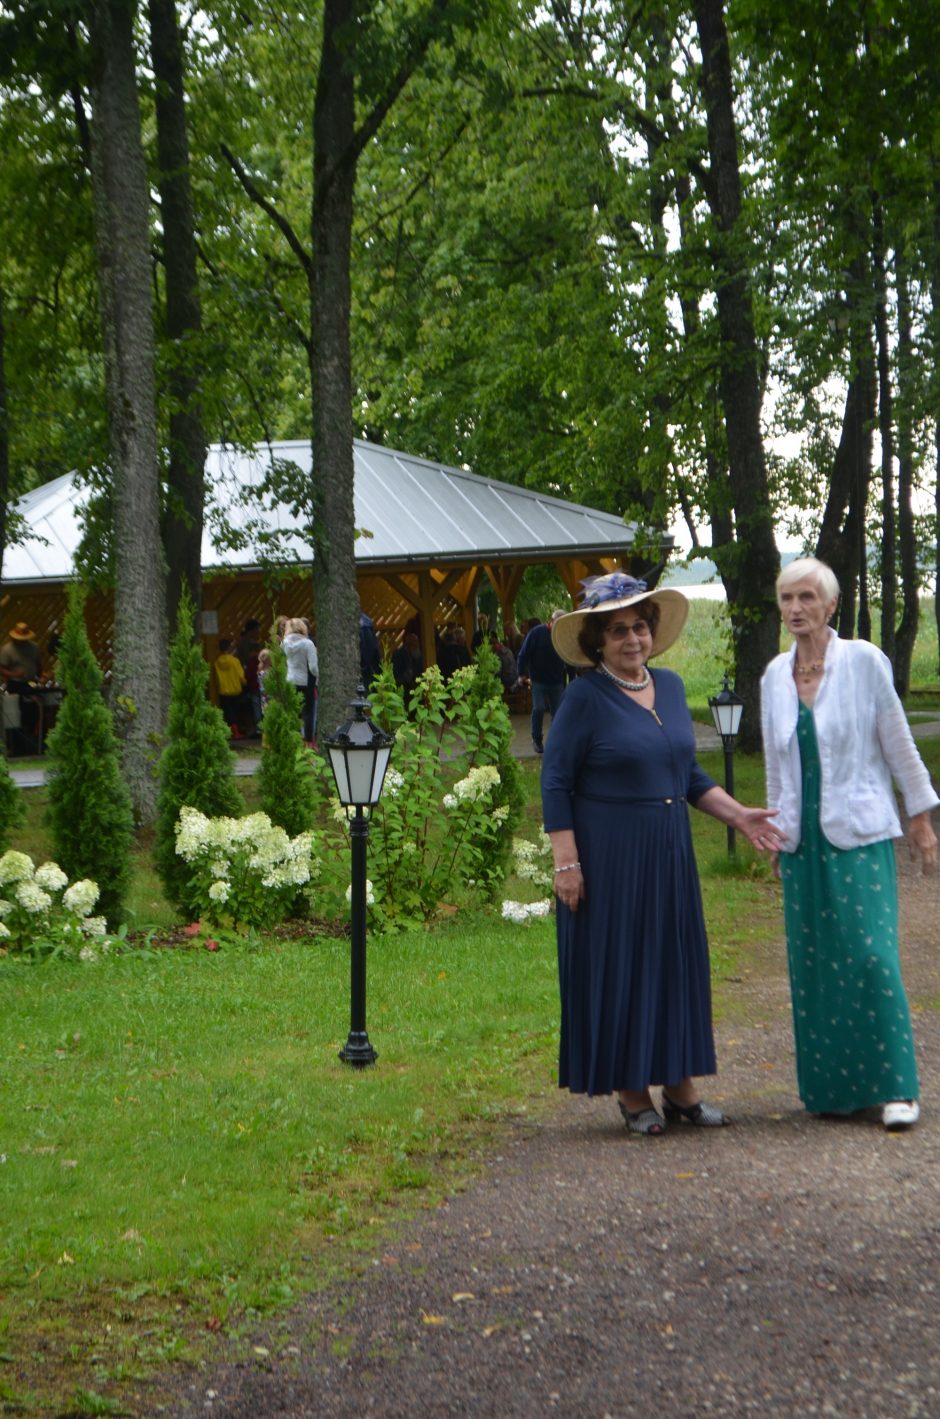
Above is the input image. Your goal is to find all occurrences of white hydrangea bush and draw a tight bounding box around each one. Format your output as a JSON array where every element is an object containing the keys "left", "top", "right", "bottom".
[
  {"left": 175, "top": 806, "right": 320, "bottom": 929},
  {"left": 501, "top": 833, "right": 555, "bottom": 926},
  {"left": 0, "top": 850, "right": 110, "bottom": 961}
]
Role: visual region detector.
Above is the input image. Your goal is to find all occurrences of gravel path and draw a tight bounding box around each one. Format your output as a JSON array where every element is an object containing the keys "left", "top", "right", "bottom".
[{"left": 154, "top": 839, "right": 940, "bottom": 1419}]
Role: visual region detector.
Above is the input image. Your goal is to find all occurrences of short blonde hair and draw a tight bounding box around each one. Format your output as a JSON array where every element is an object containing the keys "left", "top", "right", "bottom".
[
  {"left": 776, "top": 556, "right": 840, "bottom": 607},
  {"left": 285, "top": 617, "right": 308, "bottom": 636}
]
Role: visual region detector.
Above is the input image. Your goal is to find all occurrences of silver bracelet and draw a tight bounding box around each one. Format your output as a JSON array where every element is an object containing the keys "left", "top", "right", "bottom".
[{"left": 554, "top": 862, "right": 581, "bottom": 874}]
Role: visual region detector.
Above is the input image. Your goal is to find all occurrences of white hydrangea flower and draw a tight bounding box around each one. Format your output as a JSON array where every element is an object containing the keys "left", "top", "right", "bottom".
[
  {"left": 79, "top": 944, "right": 98, "bottom": 962},
  {"left": 62, "top": 879, "right": 99, "bottom": 917},
  {"left": 15, "top": 880, "right": 52, "bottom": 913},
  {"left": 382, "top": 768, "right": 404, "bottom": 798},
  {"left": 34, "top": 861, "right": 69, "bottom": 892},
  {"left": 81, "top": 916, "right": 108, "bottom": 936},
  {"left": 0, "top": 922, "right": 10, "bottom": 939},
  {"left": 0, "top": 899, "right": 12, "bottom": 919},
  {"left": 449, "top": 664, "right": 477, "bottom": 692},
  {"left": 345, "top": 879, "right": 376, "bottom": 906},
  {"left": 442, "top": 793, "right": 457, "bottom": 810},
  {"left": 452, "top": 765, "right": 501, "bottom": 802},
  {"left": 501, "top": 898, "right": 551, "bottom": 923},
  {"left": 208, "top": 880, "right": 230, "bottom": 904},
  {"left": 491, "top": 804, "right": 510, "bottom": 823},
  {"left": 0, "top": 850, "right": 34, "bottom": 886},
  {"left": 175, "top": 806, "right": 212, "bottom": 860}
]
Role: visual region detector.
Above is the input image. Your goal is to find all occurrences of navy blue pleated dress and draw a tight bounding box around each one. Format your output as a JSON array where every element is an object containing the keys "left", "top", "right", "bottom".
[{"left": 542, "top": 668, "right": 718, "bottom": 1096}]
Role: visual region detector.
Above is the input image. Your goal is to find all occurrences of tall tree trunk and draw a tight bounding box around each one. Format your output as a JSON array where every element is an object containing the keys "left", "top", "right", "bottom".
[
  {"left": 88, "top": 0, "right": 167, "bottom": 822},
  {"left": 310, "top": 0, "right": 363, "bottom": 740},
  {"left": 872, "top": 192, "right": 895, "bottom": 663},
  {"left": 149, "top": 0, "right": 206, "bottom": 630},
  {"left": 932, "top": 174, "right": 940, "bottom": 677},
  {"left": 694, "top": 0, "right": 779, "bottom": 748},
  {"left": 816, "top": 248, "right": 876, "bottom": 635},
  {"left": 894, "top": 251, "right": 919, "bottom": 696},
  {"left": 0, "top": 284, "right": 9, "bottom": 586}
]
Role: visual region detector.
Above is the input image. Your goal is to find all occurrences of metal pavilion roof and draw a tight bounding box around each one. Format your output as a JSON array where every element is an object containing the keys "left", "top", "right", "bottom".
[{"left": 2, "top": 439, "right": 653, "bottom": 585}]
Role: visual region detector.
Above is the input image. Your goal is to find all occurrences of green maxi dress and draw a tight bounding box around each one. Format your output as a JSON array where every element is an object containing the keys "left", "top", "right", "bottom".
[{"left": 779, "top": 702, "right": 919, "bottom": 1113}]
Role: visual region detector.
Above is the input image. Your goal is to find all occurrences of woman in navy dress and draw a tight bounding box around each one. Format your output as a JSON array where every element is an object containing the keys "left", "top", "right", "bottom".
[{"left": 542, "top": 575, "right": 781, "bottom": 1135}]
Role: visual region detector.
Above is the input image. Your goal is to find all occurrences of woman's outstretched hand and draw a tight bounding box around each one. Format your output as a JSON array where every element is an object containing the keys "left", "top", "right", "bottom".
[
  {"left": 908, "top": 811, "right": 938, "bottom": 874},
  {"left": 734, "top": 806, "right": 785, "bottom": 856}
]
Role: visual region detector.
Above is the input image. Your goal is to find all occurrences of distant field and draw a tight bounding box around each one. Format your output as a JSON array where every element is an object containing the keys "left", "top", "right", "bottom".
[{"left": 659, "top": 596, "right": 940, "bottom": 717}]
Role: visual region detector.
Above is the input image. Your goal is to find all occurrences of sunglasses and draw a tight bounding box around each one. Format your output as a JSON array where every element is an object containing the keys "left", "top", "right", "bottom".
[{"left": 604, "top": 619, "right": 652, "bottom": 639}]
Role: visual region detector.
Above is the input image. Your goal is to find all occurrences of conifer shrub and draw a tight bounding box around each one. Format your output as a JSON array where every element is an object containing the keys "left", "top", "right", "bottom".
[
  {"left": 44, "top": 587, "right": 134, "bottom": 925},
  {"left": 0, "top": 750, "right": 24, "bottom": 853},
  {"left": 258, "top": 637, "right": 323, "bottom": 838},
  {"left": 155, "top": 590, "right": 244, "bottom": 917}
]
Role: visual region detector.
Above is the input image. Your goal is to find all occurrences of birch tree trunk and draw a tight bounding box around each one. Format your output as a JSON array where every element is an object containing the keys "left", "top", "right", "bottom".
[{"left": 88, "top": 0, "right": 167, "bottom": 821}]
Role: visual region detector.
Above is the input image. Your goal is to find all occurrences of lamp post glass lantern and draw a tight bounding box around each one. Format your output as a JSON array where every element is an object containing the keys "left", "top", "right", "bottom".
[
  {"left": 326, "top": 685, "right": 395, "bottom": 1068},
  {"left": 708, "top": 674, "right": 745, "bottom": 858}
]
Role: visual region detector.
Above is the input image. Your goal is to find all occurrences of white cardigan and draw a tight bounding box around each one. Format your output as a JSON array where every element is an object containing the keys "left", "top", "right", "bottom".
[{"left": 761, "top": 628, "right": 939, "bottom": 852}]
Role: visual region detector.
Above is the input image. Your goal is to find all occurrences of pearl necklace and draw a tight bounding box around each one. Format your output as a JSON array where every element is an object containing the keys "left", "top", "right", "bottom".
[
  {"left": 598, "top": 660, "right": 651, "bottom": 692},
  {"left": 794, "top": 657, "right": 825, "bottom": 680}
]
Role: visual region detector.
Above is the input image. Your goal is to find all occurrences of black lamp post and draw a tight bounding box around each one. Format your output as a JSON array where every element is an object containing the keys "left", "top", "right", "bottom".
[
  {"left": 325, "top": 685, "right": 395, "bottom": 1068},
  {"left": 708, "top": 673, "right": 745, "bottom": 858}
]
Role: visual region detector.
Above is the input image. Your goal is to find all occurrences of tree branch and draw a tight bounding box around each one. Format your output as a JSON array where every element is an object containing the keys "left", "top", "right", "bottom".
[
  {"left": 317, "top": 0, "right": 454, "bottom": 204},
  {"left": 220, "top": 141, "right": 312, "bottom": 277}
]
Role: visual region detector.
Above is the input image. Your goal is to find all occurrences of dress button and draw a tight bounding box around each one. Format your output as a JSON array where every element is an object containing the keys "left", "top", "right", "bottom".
[{"left": 664, "top": 797, "right": 672, "bottom": 804}]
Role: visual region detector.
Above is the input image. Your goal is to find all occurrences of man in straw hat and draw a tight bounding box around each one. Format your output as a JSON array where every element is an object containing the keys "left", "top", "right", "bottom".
[
  {"left": 0, "top": 621, "right": 42, "bottom": 686},
  {"left": 541, "top": 572, "right": 782, "bottom": 1135}
]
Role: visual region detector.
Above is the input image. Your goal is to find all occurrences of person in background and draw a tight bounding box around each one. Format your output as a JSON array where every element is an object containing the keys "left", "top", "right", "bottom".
[
  {"left": 392, "top": 632, "right": 423, "bottom": 712},
  {"left": 503, "top": 621, "right": 524, "bottom": 656},
  {"left": 471, "top": 613, "right": 489, "bottom": 651},
  {"left": 0, "top": 621, "right": 44, "bottom": 750},
  {"left": 517, "top": 610, "right": 568, "bottom": 754},
  {"left": 761, "top": 556, "right": 938, "bottom": 1132},
  {"left": 214, "top": 638, "right": 246, "bottom": 737},
  {"left": 490, "top": 633, "right": 519, "bottom": 691},
  {"left": 359, "top": 611, "right": 382, "bottom": 688},
  {"left": 236, "top": 618, "right": 262, "bottom": 667},
  {"left": 283, "top": 617, "right": 318, "bottom": 745},
  {"left": 257, "top": 648, "right": 272, "bottom": 718},
  {"left": 0, "top": 622, "right": 42, "bottom": 686},
  {"left": 437, "top": 625, "right": 472, "bottom": 681}
]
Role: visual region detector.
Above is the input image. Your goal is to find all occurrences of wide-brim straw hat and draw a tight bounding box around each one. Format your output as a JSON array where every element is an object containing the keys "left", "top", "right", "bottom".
[
  {"left": 551, "top": 573, "right": 689, "bottom": 668},
  {"left": 9, "top": 621, "right": 36, "bottom": 641}
]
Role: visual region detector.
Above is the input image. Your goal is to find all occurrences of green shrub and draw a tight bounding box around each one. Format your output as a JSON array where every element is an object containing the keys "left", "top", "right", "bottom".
[
  {"left": 258, "top": 637, "right": 323, "bottom": 837},
  {"left": 174, "top": 806, "right": 318, "bottom": 931},
  {"left": 0, "top": 849, "right": 112, "bottom": 960},
  {"left": 0, "top": 748, "right": 24, "bottom": 852},
  {"left": 155, "top": 590, "right": 243, "bottom": 917},
  {"left": 319, "top": 660, "right": 515, "bottom": 925},
  {"left": 44, "top": 587, "right": 134, "bottom": 925}
]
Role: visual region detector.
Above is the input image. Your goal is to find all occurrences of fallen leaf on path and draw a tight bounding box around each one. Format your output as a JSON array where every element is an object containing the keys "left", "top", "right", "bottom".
[
  {"left": 420, "top": 1311, "right": 445, "bottom": 1325},
  {"left": 452, "top": 1292, "right": 475, "bottom": 1302}
]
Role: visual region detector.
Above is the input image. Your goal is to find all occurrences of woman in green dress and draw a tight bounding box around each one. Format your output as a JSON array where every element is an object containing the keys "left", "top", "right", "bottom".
[{"left": 761, "top": 557, "right": 938, "bottom": 1131}]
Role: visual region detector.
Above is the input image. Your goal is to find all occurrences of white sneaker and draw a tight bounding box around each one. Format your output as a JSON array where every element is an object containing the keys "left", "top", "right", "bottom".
[{"left": 882, "top": 1100, "right": 920, "bottom": 1131}]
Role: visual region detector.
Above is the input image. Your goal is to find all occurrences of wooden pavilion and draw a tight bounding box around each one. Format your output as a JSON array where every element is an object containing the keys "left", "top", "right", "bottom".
[{"left": 0, "top": 440, "right": 670, "bottom": 674}]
